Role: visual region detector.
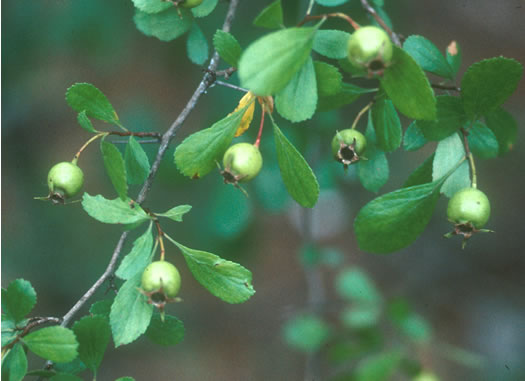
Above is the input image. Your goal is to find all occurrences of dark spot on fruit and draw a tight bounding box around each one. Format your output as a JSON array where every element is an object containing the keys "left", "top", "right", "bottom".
[
  {"left": 369, "top": 60, "right": 385, "bottom": 71},
  {"left": 340, "top": 146, "right": 356, "bottom": 161}
]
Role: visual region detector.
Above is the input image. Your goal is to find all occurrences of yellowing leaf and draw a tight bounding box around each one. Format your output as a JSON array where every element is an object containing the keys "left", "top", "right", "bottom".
[{"left": 231, "top": 92, "right": 255, "bottom": 137}]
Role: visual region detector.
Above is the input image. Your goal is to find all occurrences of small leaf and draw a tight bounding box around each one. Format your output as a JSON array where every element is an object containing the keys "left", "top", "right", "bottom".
[
  {"left": 23, "top": 326, "right": 78, "bottom": 363},
  {"left": 468, "top": 122, "right": 499, "bottom": 159},
  {"left": 131, "top": 0, "right": 172, "bottom": 14},
  {"left": 341, "top": 304, "right": 381, "bottom": 329},
  {"left": 207, "top": 185, "right": 253, "bottom": 239},
  {"left": 275, "top": 56, "right": 318, "bottom": 123},
  {"left": 2, "top": 279, "right": 36, "bottom": 322},
  {"left": 212, "top": 30, "right": 242, "bottom": 67},
  {"left": 485, "top": 107, "right": 517, "bottom": 156},
  {"left": 317, "top": 82, "right": 375, "bottom": 112},
  {"left": 253, "top": 0, "right": 283, "bottom": 29},
  {"left": 432, "top": 133, "right": 470, "bottom": 198},
  {"left": 388, "top": 299, "right": 431, "bottom": 342},
  {"left": 125, "top": 136, "right": 151, "bottom": 185},
  {"left": 446, "top": 40, "right": 461, "bottom": 77},
  {"left": 134, "top": 7, "right": 193, "bottom": 42},
  {"left": 239, "top": 26, "right": 317, "bottom": 96},
  {"left": 381, "top": 46, "right": 436, "bottom": 120},
  {"left": 403, "top": 121, "right": 427, "bottom": 151},
  {"left": 314, "top": 61, "right": 342, "bottom": 96},
  {"left": 66, "top": 83, "right": 119, "bottom": 124},
  {"left": 53, "top": 358, "right": 86, "bottom": 376},
  {"left": 335, "top": 268, "right": 381, "bottom": 304},
  {"left": 2, "top": 317, "right": 18, "bottom": 347},
  {"left": 272, "top": 121, "right": 319, "bottom": 208},
  {"left": 76, "top": 111, "right": 97, "bottom": 133},
  {"left": 403, "top": 153, "right": 434, "bottom": 188},
  {"left": 283, "top": 314, "right": 331, "bottom": 353},
  {"left": 461, "top": 57, "right": 523, "bottom": 119},
  {"left": 101, "top": 140, "right": 128, "bottom": 200},
  {"left": 315, "top": 0, "right": 349, "bottom": 6},
  {"left": 417, "top": 95, "right": 468, "bottom": 141},
  {"left": 313, "top": 29, "right": 351, "bottom": 59},
  {"left": 371, "top": 98, "right": 402, "bottom": 152},
  {"left": 186, "top": 23, "right": 209, "bottom": 65},
  {"left": 115, "top": 223, "right": 154, "bottom": 280},
  {"left": 172, "top": 240, "right": 255, "bottom": 304},
  {"left": 354, "top": 351, "right": 402, "bottom": 381},
  {"left": 72, "top": 316, "right": 110, "bottom": 374},
  {"left": 145, "top": 314, "right": 185, "bottom": 346},
  {"left": 403, "top": 35, "right": 453, "bottom": 79},
  {"left": 191, "top": 0, "right": 218, "bottom": 18},
  {"left": 110, "top": 273, "right": 153, "bottom": 347},
  {"left": 1, "top": 343, "right": 27, "bottom": 381},
  {"left": 157, "top": 205, "right": 192, "bottom": 222},
  {"left": 174, "top": 107, "right": 247, "bottom": 178},
  {"left": 89, "top": 299, "right": 113, "bottom": 319},
  {"left": 358, "top": 115, "right": 389, "bottom": 193},
  {"left": 81, "top": 193, "right": 150, "bottom": 225}
]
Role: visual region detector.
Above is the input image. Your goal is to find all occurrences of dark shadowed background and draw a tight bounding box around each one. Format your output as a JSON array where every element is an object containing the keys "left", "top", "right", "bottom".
[{"left": 2, "top": 0, "right": 525, "bottom": 380}]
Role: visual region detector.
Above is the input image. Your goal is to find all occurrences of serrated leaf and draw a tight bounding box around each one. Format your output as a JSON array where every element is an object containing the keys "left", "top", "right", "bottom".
[
  {"left": 145, "top": 314, "right": 185, "bottom": 346},
  {"left": 101, "top": 140, "right": 128, "bottom": 200},
  {"left": 283, "top": 314, "right": 331, "bottom": 353},
  {"left": 186, "top": 23, "right": 208, "bottom": 65},
  {"left": 403, "top": 121, "right": 427, "bottom": 151},
  {"left": 134, "top": 7, "right": 193, "bottom": 42},
  {"left": 468, "top": 122, "right": 499, "bottom": 159},
  {"left": 253, "top": 0, "right": 283, "bottom": 29},
  {"left": 239, "top": 26, "right": 317, "bottom": 96},
  {"left": 212, "top": 30, "right": 242, "bottom": 67},
  {"left": 317, "top": 82, "right": 375, "bottom": 112},
  {"left": 2, "top": 317, "right": 18, "bottom": 347},
  {"left": 313, "top": 29, "right": 351, "bottom": 59},
  {"left": 23, "top": 327, "right": 78, "bottom": 363},
  {"left": 115, "top": 223, "right": 154, "bottom": 280},
  {"left": 315, "top": 0, "right": 349, "bottom": 6},
  {"left": 314, "top": 61, "right": 342, "bottom": 96},
  {"left": 1, "top": 343, "right": 27, "bottom": 381},
  {"left": 131, "top": 0, "right": 172, "bottom": 14},
  {"left": 275, "top": 56, "right": 317, "bottom": 123},
  {"left": 191, "top": 0, "right": 218, "bottom": 18},
  {"left": 335, "top": 268, "right": 381, "bottom": 304},
  {"left": 381, "top": 46, "right": 436, "bottom": 120},
  {"left": 354, "top": 181, "right": 442, "bottom": 254},
  {"left": 432, "top": 133, "right": 470, "bottom": 198},
  {"left": 110, "top": 273, "right": 153, "bottom": 347},
  {"left": 371, "top": 98, "right": 402, "bottom": 152},
  {"left": 403, "top": 35, "right": 453, "bottom": 79},
  {"left": 125, "top": 136, "right": 151, "bottom": 185},
  {"left": 72, "top": 316, "right": 110, "bottom": 374},
  {"left": 76, "top": 111, "right": 97, "bottom": 133},
  {"left": 272, "top": 121, "right": 319, "bottom": 208},
  {"left": 355, "top": 351, "right": 402, "bottom": 381},
  {"left": 358, "top": 115, "right": 389, "bottom": 192},
  {"left": 461, "top": 57, "right": 523, "bottom": 119},
  {"left": 89, "top": 299, "right": 113, "bottom": 319},
  {"left": 2, "top": 279, "right": 36, "bottom": 322},
  {"left": 66, "top": 83, "right": 119, "bottom": 124},
  {"left": 81, "top": 193, "right": 150, "bottom": 225},
  {"left": 403, "top": 153, "right": 434, "bottom": 188},
  {"left": 172, "top": 240, "right": 255, "bottom": 304},
  {"left": 174, "top": 107, "right": 246, "bottom": 178},
  {"left": 53, "top": 358, "right": 86, "bottom": 376},
  {"left": 446, "top": 40, "right": 461, "bottom": 77},
  {"left": 485, "top": 107, "right": 517, "bottom": 156},
  {"left": 417, "top": 95, "right": 468, "bottom": 141},
  {"left": 157, "top": 205, "right": 192, "bottom": 222}
]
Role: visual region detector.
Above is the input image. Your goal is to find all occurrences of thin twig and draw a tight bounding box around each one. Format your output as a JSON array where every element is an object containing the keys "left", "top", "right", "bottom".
[
  {"left": 431, "top": 83, "right": 461, "bottom": 92},
  {"left": 215, "top": 80, "right": 249, "bottom": 93},
  {"left": 360, "top": 0, "right": 401, "bottom": 46},
  {"left": 2, "top": 317, "right": 62, "bottom": 353}
]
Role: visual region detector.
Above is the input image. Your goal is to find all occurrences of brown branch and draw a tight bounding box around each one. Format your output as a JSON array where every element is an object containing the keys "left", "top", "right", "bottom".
[
  {"left": 298, "top": 13, "right": 359, "bottom": 30},
  {"left": 359, "top": 0, "right": 401, "bottom": 46},
  {"left": 108, "top": 131, "right": 162, "bottom": 138},
  {"left": 2, "top": 317, "right": 62, "bottom": 353}
]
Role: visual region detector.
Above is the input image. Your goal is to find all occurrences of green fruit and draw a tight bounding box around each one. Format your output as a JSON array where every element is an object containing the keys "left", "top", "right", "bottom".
[
  {"left": 222, "top": 143, "right": 263, "bottom": 182},
  {"left": 447, "top": 187, "right": 490, "bottom": 229},
  {"left": 47, "top": 162, "right": 84, "bottom": 199},
  {"left": 141, "top": 261, "right": 181, "bottom": 299},
  {"left": 180, "top": 0, "right": 203, "bottom": 8},
  {"left": 347, "top": 26, "right": 393, "bottom": 76},
  {"left": 331, "top": 129, "right": 367, "bottom": 165}
]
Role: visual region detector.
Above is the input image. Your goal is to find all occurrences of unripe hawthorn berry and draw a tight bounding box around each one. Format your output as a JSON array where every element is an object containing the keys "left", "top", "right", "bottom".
[
  {"left": 47, "top": 162, "right": 84, "bottom": 201},
  {"left": 222, "top": 143, "right": 263, "bottom": 184},
  {"left": 331, "top": 129, "right": 367, "bottom": 167},
  {"left": 447, "top": 187, "right": 490, "bottom": 229},
  {"left": 141, "top": 261, "right": 181, "bottom": 300},
  {"left": 180, "top": 0, "right": 203, "bottom": 8},
  {"left": 347, "top": 26, "right": 393, "bottom": 77}
]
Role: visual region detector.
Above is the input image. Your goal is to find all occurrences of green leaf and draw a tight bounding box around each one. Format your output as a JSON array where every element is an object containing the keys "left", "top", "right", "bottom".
[
  {"left": 131, "top": 0, "right": 172, "bottom": 14},
  {"left": 354, "top": 181, "right": 442, "bottom": 254},
  {"left": 115, "top": 378, "right": 136, "bottom": 381},
  {"left": 335, "top": 268, "right": 381, "bottom": 304},
  {"left": 53, "top": 358, "right": 86, "bottom": 376},
  {"left": 115, "top": 223, "right": 154, "bottom": 280},
  {"left": 191, "top": 0, "right": 218, "bottom": 18},
  {"left": 403, "top": 121, "right": 427, "bottom": 151},
  {"left": 485, "top": 107, "right": 517, "bottom": 156},
  {"left": 432, "top": 133, "right": 470, "bottom": 198},
  {"left": 314, "top": 61, "right": 342, "bottom": 96},
  {"left": 174, "top": 107, "right": 246, "bottom": 178},
  {"left": 313, "top": 29, "right": 351, "bottom": 59},
  {"left": 157, "top": 205, "right": 192, "bottom": 222},
  {"left": 388, "top": 299, "right": 431, "bottom": 342},
  {"left": 317, "top": 82, "right": 375, "bottom": 112},
  {"left": 461, "top": 57, "right": 523, "bottom": 119},
  {"left": 208, "top": 185, "right": 252, "bottom": 239},
  {"left": 134, "top": 7, "right": 193, "bottom": 42},
  {"left": 89, "top": 299, "right": 113, "bottom": 318},
  {"left": 101, "top": 140, "right": 128, "bottom": 200},
  {"left": 81, "top": 193, "right": 150, "bottom": 225},
  {"left": 272, "top": 121, "right": 319, "bottom": 208},
  {"left": 1, "top": 317, "right": 18, "bottom": 347},
  {"left": 371, "top": 98, "right": 402, "bottom": 152},
  {"left": 358, "top": 115, "right": 389, "bottom": 193},
  {"left": 72, "top": 316, "right": 110, "bottom": 374},
  {"left": 186, "top": 23, "right": 208, "bottom": 65},
  {"left": 354, "top": 351, "right": 402, "bottom": 381},
  {"left": 253, "top": 0, "right": 283, "bottom": 29},
  {"left": 341, "top": 304, "right": 381, "bottom": 329},
  {"left": 172, "top": 240, "right": 255, "bottom": 304},
  {"left": 239, "top": 26, "right": 317, "bottom": 96},
  {"left": 125, "top": 136, "right": 151, "bottom": 185},
  {"left": 110, "top": 273, "right": 153, "bottom": 347},
  {"left": 66, "top": 83, "right": 119, "bottom": 124},
  {"left": 2, "top": 279, "right": 36, "bottom": 322},
  {"left": 403, "top": 153, "right": 434, "bottom": 188},
  {"left": 283, "top": 314, "right": 331, "bottom": 353},
  {"left": 403, "top": 35, "right": 453, "bottom": 79},
  {"left": 76, "top": 111, "right": 97, "bottom": 133},
  {"left": 23, "top": 326, "right": 78, "bottom": 363},
  {"left": 275, "top": 56, "right": 318, "bottom": 122},
  {"left": 380, "top": 46, "right": 436, "bottom": 120},
  {"left": 145, "top": 314, "right": 185, "bottom": 346},
  {"left": 315, "top": 0, "right": 349, "bottom": 6},
  {"left": 212, "top": 30, "right": 242, "bottom": 67},
  {"left": 417, "top": 95, "right": 468, "bottom": 141},
  {"left": 468, "top": 122, "right": 499, "bottom": 159},
  {"left": 446, "top": 40, "right": 462, "bottom": 77},
  {"left": 1, "top": 343, "right": 27, "bottom": 381}
]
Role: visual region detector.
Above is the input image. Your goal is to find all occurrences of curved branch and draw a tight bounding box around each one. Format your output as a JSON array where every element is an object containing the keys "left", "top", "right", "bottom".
[{"left": 360, "top": 0, "right": 402, "bottom": 46}]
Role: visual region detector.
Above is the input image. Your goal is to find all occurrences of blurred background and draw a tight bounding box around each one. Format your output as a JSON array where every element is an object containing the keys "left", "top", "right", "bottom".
[{"left": 2, "top": 0, "right": 524, "bottom": 380}]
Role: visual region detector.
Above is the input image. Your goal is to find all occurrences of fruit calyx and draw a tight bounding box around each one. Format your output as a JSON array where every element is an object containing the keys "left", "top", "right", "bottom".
[{"left": 331, "top": 129, "right": 367, "bottom": 169}]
